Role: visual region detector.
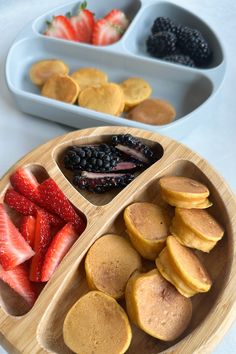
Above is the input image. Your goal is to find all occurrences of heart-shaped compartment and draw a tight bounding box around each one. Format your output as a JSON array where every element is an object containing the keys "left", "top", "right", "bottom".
[{"left": 54, "top": 133, "right": 164, "bottom": 206}]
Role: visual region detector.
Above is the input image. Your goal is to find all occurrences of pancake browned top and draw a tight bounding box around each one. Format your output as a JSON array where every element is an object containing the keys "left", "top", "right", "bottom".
[
  {"left": 125, "top": 269, "right": 192, "bottom": 341},
  {"left": 176, "top": 208, "right": 224, "bottom": 240},
  {"left": 124, "top": 202, "right": 171, "bottom": 241},
  {"left": 167, "top": 236, "right": 212, "bottom": 287},
  {"left": 159, "top": 176, "right": 209, "bottom": 198}
]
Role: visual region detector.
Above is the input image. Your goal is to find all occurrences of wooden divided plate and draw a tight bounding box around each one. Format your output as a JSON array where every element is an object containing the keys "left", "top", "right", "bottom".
[{"left": 0, "top": 126, "right": 235, "bottom": 354}]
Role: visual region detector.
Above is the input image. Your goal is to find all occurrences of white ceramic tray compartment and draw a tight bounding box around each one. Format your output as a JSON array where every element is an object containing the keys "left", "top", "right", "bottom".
[{"left": 5, "top": 0, "right": 226, "bottom": 139}]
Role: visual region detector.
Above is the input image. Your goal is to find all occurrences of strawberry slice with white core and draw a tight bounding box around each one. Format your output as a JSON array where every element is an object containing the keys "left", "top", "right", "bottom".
[
  {"left": 10, "top": 168, "right": 40, "bottom": 203},
  {"left": 0, "top": 204, "right": 35, "bottom": 270},
  {"left": 44, "top": 15, "right": 77, "bottom": 41},
  {"left": 0, "top": 264, "right": 37, "bottom": 306},
  {"left": 104, "top": 9, "right": 129, "bottom": 31},
  {"left": 92, "top": 19, "right": 123, "bottom": 46},
  {"left": 41, "top": 223, "right": 78, "bottom": 282},
  {"left": 70, "top": 1, "right": 95, "bottom": 43}
]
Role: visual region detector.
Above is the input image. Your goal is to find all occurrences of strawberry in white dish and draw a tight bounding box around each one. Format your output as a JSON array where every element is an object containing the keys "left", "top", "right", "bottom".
[
  {"left": 104, "top": 9, "right": 129, "bottom": 32},
  {"left": 44, "top": 15, "right": 77, "bottom": 41},
  {"left": 69, "top": 1, "right": 95, "bottom": 43}
]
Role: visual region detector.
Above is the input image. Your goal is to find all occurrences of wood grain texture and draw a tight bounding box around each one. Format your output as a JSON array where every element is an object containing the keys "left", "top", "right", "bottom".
[{"left": 0, "top": 126, "right": 235, "bottom": 354}]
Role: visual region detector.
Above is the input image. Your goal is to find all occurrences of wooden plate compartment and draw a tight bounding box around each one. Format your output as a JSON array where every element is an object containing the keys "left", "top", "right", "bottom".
[{"left": 0, "top": 127, "right": 235, "bottom": 354}]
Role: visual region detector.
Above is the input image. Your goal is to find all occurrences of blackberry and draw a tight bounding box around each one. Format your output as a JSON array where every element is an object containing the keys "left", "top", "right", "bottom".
[
  {"left": 151, "top": 17, "right": 177, "bottom": 34},
  {"left": 73, "top": 171, "right": 135, "bottom": 193},
  {"left": 112, "top": 134, "right": 155, "bottom": 164},
  {"left": 64, "top": 145, "right": 144, "bottom": 173},
  {"left": 163, "top": 54, "right": 196, "bottom": 67},
  {"left": 64, "top": 144, "right": 121, "bottom": 172},
  {"left": 146, "top": 32, "right": 177, "bottom": 58},
  {"left": 177, "top": 27, "right": 212, "bottom": 66}
]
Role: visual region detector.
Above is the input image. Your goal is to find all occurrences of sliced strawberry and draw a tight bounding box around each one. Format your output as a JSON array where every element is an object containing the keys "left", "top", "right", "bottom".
[
  {"left": 70, "top": 1, "right": 95, "bottom": 43},
  {"left": 4, "top": 188, "right": 35, "bottom": 215},
  {"left": 92, "top": 19, "right": 123, "bottom": 46},
  {"left": 37, "top": 178, "right": 86, "bottom": 234},
  {"left": 41, "top": 223, "right": 78, "bottom": 282},
  {"left": 0, "top": 264, "right": 37, "bottom": 306},
  {"left": 0, "top": 204, "right": 35, "bottom": 270},
  {"left": 20, "top": 216, "right": 36, "bottom": 249},
  {"left": 29, "top": 210, "right": 52, "bottom": 282},
  {"left": 104, "top": 9, "right": 129, "bottom": 31},
  {"left": 10, "top": 168, "right": 40, "bottom": 203},
  {"left": 4, "top": 189, "right": 63, "bottom": 227},
  {"left": 44, "top": 15, "right": 77, "bottom": 41}
]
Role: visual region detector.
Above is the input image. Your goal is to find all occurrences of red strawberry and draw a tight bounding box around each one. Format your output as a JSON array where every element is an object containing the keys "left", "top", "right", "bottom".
[
  {"left": 0, "top": 204, "right": 35, "bottom": 270},
  {"left": 104, "top": 9, "right": 129, "bottom": 31},
  {"left": 70, "top": 1, "right": 95, "bottom": 43},
  {"left": 29, "top": 210, "right": 52, "bottom": 282},
  {"left": 92, "top": 19, "right": 123, "bottom": 46},
  {"left": 20, "top": 216, "right": 36, "bottom": 248},
  {"left": 41, "top": 223, "right": 78, "bottom": 282},
  {"left": 37, "top": 178, "right": 86, "bottom": 234},
  {"left": 4, "top": 188, "right": 35, "bottom": 215},
  {"left": 0, "top": 264, "right": 37, "bottom": 306},
  {"left": 44, "top": 15, "right": 77, "bottom": 41},
  {"left": 4, "top": 189, "right": 62, "bottom": 227},
  {"left": 10, "top": 168, "right": 40, "bottom": 203}
]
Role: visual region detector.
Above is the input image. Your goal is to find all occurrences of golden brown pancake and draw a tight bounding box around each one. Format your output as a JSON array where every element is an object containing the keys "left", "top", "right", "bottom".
[
  {"left": 124, "top": 202, "right": 172, "bottom": 260},
  {"left": 156, "top": 236, "right": 212, "bottom": 296},
  {"left": 127, "top": 98, "right": 176, "bottom": 125},
  {"left": 71, "top": 67, "right": 108, "bottom": 90},
  {"left": 41, "top": 74, "right": 80, "bottom": 104},
  {"left": 159, "top": 176, "right": 211, "bottom": 209},
  {"left": 85, "top": 234, "right": 142, "bottom": 299},
  {"left": 29, "top": 59, "right": 69, "bottom": 86},
  {"left": 125, "top": 269, "right": 192, "bottom": 341},
  {"left": 120, "top": 77, "right": 152, "bottom": 111},
  {"left": 78, "top": 83, "right": 124, "bottom": 116},
  {"left": 63, "top": 291, "right": 132, "bottom": 354},
  {"left": 170, "top": 208, "right": 224, "bottom": 252}
]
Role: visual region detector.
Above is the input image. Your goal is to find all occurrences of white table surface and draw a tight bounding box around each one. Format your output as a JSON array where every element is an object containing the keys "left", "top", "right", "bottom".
[{"left": 0, "top": 0, "right": 235, "bottom": 353}]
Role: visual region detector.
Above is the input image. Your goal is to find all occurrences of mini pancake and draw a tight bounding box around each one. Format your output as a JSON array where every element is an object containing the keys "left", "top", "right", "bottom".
[
  {"left": 29, "top": 59, "right": 69, "bottom": 86},
  {"left": 156, "top": 247, "right": 196, "bottom": 297},
  {"left": 127, "top": 99, "right": 176, "bottom": 125},
  {"left": 125, "top": 269, "right": 192, "bottom": 341},
  {"left": 156, "top": 236, "right": 212, "bottom": 296},
  {"left": 78, "top": 83, "right": 124, "bottom": 116},
  {"left": 41, "top": 74, "right": 80, "bottom": 104},
  {"left": 71, "top": 67, "right": 108, "bottom": 90},
  {"left": 124, "top": 202, "right": 172, "bottom": 260},
  {"left": 85, "top": 234, "right": 142, "bottom": 299},
  {"left": 120, "top": 78, "right": 152, "bottom": 111},
  {"left": 159, "top": 176, "right": 211, "bottom": 209},
  {"left": 63, "top": 291, "right": 132, "bottom": 354},
  {"left": 170, "top": 208, "right": 224, "bottom": 252}
]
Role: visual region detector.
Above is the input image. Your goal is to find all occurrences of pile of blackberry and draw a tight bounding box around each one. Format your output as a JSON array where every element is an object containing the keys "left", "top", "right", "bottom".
[
  {"left": 64, "top": 134, "right": 159, "bottom": 193},
  {"left": 146, "top": 17, "right": 212, "bottom": 67}
]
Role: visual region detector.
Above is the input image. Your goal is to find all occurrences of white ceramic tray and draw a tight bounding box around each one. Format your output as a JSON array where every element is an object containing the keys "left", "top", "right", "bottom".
[{"left": 5, "top": 0, "right": 226, "bottom": 139}]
